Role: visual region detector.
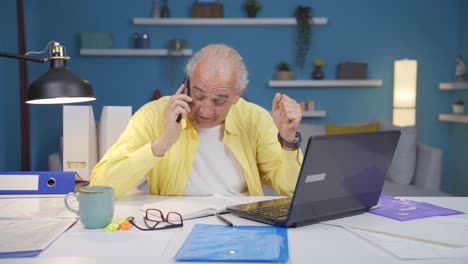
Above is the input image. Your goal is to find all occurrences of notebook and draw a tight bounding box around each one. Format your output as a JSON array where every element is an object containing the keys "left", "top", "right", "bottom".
[
  {"left": 141, "top": 194, "right": 281, "bottom": 220},
  {"left": 227, "top": 130, "right": 401, "bottom": 228}
]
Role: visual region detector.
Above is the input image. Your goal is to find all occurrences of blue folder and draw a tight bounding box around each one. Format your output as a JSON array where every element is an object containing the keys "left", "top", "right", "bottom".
[
  {"left": 0, "top": 250, "right": 41, "bottom": 258},
  {"left": 175, "top": 224, "right": 289, "bottom": 262},
  {"left": 0, "top": 171, "right": 79, "bottom": 194}
]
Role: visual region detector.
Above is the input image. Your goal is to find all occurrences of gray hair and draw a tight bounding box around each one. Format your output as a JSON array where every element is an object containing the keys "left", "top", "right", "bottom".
[{"left": 185, "top": 43, "right": 249, "bottom": 92}]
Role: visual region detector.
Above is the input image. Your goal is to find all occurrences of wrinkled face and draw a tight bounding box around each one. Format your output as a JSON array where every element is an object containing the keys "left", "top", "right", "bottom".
[{"left": 188, "top": 58, "right": 244, "bottom": 129}]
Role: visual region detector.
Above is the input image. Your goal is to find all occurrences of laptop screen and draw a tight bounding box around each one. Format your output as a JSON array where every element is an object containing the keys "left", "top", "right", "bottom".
[{"left": 288, "top": 130, "right": 401, "bottom": 224}]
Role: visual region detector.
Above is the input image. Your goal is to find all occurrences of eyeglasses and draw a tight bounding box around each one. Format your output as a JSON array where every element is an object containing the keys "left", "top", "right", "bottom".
[{"left": 129, "top": 209, "right": 183, "bottom": 231}]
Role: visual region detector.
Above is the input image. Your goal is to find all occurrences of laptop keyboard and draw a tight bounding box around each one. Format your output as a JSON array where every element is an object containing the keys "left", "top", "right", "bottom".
[{"left": 246, "top": 203, "right": 290, "bottom": 219}]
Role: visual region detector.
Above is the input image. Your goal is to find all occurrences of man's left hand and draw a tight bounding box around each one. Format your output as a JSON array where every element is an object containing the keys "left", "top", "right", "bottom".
[{"left": 271, "top": 93, "right": 302, "bottom": 143}]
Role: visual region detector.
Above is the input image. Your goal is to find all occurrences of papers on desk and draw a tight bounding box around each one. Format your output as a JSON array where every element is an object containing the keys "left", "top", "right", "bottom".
[
  {"left": 325, "top": 213, "right": 468, "bottom": 247},
  {"left": 0, "top": 197, "right": 79, "bottom": 258},
  {"left": 41, "top": 227, "right": 175, "bottom": 258},
  {"left": 346, "top": 227, "right": 468, "bottom": 260},
  {"left": 0, "top": 197, "right": 77, "bottom": 219},
  {"left": 0, "top": 218, "right": 77, "bottom": 258},
  {"left": 175, "top": 224, "right": 289, "bottom": 262},
  {"left": 324, "top": 203, "right": 468, "bottom": 260}
]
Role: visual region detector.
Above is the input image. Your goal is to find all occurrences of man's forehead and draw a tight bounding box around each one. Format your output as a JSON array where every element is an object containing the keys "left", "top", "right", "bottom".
[
  {"left": 192, "top": 85, "right": 230, "bottom": 99},
  {"left": 196, "top": 58, "right": 236, "bottom": 78}
]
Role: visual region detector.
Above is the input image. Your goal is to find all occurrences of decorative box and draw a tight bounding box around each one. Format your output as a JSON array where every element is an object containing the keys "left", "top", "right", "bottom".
[
  {"left": 196, "top": 0, "right": 218, "bottom": 3},
  {"left": 337, "top": 62, "right": 368, "bottom": 80},
  {"left": 192, "top": 3, "right": 223, "bottom": 18},
  {"left": 80, "top": 32, "right": 113, "bottom": 49}
]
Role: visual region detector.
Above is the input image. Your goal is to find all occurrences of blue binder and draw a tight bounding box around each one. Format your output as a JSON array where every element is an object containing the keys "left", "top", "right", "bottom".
[{"left": 0, "top": 171, "right": 79, "bottom": 194}]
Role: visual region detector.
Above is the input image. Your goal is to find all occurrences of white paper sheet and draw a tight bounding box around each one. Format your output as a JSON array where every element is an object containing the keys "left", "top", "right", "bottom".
[
  {"left": 41, "top": 228, "right": 177, "bottom": 257},
  {"left": 0, "top": 197, "right": 77, "bottom": 219},
  {"left": 324, "top": 213, "right": 468, "bottom": 247},
  {"left": 346, "top": 227, "right": 468, "bottom": 260},
  {"left": 0, "top": 218, "right": 77, "bottom": 254}
]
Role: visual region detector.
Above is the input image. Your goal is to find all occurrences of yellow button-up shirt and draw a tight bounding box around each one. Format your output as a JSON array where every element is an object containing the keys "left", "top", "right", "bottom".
[{"left": 91, "top": 97, "right": 303, "bottom": 199}]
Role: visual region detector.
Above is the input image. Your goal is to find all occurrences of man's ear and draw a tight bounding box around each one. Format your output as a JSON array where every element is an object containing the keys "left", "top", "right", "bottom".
[{"left": 232, "top": 88, "right": 246, "bottom": 104}]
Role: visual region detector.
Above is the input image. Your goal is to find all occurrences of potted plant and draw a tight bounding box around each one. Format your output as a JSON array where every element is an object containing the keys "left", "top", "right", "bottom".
[
  {"left": 295, "top": 5, "right": 312, "bottom": 68},
  {"left": 243, "top": 0, "right": 261, "bottom": 18},
  {"left": 168, "top": 39, "right": 186, "bottom": 52},
  {"left": 312, "top": 59, "right": 325, "bottom": 80},
  {"left": 453, "top": 99, "right": 464, "bottom": 114},
  {"left": 276, "top": 61, "right": 294, "bottom": 80}
]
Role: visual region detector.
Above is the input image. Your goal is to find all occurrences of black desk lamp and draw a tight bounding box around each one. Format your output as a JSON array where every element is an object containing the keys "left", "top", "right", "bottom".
[
  {"left": 1, "top": 41, "right": 96, "bottom": 170},
  {"left": 0, "top": 41, "right": 96, "bottom": 104}
]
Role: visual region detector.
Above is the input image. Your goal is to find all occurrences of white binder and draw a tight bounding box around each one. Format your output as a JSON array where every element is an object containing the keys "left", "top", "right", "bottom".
[
  {"left": 62, "top": 106, "right": 98, "bottom": 181},
  {"left": 98, "top": 106, "right": 132, "bottom": 159}
]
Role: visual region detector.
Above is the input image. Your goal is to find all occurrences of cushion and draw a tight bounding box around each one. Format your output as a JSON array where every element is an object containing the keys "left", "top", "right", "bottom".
[
  {"left": 380, "top": 121, "right": 418, "bottom": 185},
  {"left": 297, "top": 124, "right": 326, "bottom": 153},
  {"left": 413, "top": 144, "right": 442, "bottom": 190},
  {"left": 298, "top": 124, "right": 326, "bottom": 137},
  {"left": 383, "top": 180, "right": 450, "bottom": 197},
  {"left": 324, "top": 122, "right": 380, "bottom": 135}
]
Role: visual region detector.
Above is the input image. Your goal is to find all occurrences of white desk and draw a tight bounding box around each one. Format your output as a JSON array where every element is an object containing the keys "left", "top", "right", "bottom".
[{"left": 1, "top": 193, "right": 468, "bottom": 264}]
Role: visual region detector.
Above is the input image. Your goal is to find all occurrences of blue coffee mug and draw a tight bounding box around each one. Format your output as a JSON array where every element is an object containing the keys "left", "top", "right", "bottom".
[{"left": 65, "top": 185, "right": 114, "bottom": 229}]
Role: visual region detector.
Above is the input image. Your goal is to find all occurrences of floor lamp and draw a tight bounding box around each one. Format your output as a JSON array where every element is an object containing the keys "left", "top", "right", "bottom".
[{"left": 393, "top": 59, "right": 417, "bottom": 126}]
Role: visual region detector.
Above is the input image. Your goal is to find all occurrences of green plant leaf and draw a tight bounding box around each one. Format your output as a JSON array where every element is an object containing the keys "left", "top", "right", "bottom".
[{"left": 295, "top": 6, "right": 312, "bottom": 68}]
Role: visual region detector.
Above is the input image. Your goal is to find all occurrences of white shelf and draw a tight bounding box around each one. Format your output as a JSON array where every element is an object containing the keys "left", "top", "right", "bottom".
[
  {"left": 439, "top": 114, "right": 468, "bottom": 124},
  {"left": 302, "top": 110, "right": 326, "bottom": 118},
  {"left": 79, "top": 49, "right": 193, "bottom": 56},
  {"left": 269, "top": 80, "right": 383, "bottom": 87},
  {"left": 439, "top": 82, "right": 468, "bottom": 90},
  {"left": 133, "top": 17, "right": 328, "bottom": 26}
]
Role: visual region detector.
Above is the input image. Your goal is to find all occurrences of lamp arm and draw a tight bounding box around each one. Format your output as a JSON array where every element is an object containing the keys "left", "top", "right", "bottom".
[{"left": 0, "top": 52, "right": 47, "bottom": 63}]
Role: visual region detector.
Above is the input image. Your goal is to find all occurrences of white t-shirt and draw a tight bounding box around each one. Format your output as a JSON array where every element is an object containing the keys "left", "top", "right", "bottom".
[{"left": 183, "top": 124, "right": 247, "bottom": 196}]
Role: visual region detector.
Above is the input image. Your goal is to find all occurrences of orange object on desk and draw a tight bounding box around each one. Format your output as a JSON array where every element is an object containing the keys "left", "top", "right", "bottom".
[{"left": 119, "top": 220, "right": 132, "bottom": 230}]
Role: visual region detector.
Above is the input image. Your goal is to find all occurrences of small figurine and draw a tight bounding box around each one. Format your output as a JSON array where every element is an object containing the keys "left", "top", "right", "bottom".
[
  {"left": 160, "top": 0, "right": 170, "bottom": 18},
  {"left": 312, "top": 59, "right": 325, "bottom": 80},
  {"left": 141, "top": 32, "right": 149, "bottom": 49},
  {"left": 133, "top": 33, "right": 140, "bottom": 49},
  {"left": 152, "top": 0, "right": 160, "bottom": 18},
  {"left": 456, "top": 55, "right": 467, "bottom": 81},
  {"left": 298, "top": 101, "right": 305, "bottom": 111},
  {"left": 307, "top": 100, "right": 315, "bottom": 111}
]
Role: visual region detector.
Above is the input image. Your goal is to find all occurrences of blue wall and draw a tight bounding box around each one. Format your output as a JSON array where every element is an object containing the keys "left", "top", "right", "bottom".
[
  {"left": 1, "top": 0, "right": 466, "bottom": 194},
  {"left": 0, "top": 0, "right": 20, "bottom": 170},
  {"left": 453, "top": 0, "right": 468, "bottom": 195}
]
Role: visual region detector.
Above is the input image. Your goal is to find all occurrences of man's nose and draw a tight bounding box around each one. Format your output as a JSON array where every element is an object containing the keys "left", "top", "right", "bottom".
[{"left": 199, "top": 101, "right": 214, "bottom": 116}]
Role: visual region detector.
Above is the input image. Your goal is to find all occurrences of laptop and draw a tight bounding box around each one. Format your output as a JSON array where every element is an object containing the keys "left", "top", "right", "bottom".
[{"left": 227, "top": 130, "right": 401, "bottom": 227}]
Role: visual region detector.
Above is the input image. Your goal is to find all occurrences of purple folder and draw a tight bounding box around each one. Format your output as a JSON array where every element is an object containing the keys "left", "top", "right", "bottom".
[{"left": 369, "top": 194, "right": 464, "bottom": 221}]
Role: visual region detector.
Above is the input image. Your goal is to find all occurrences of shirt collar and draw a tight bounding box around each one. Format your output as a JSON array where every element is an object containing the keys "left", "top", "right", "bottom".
[{"left": 224, "top": 104, "right": 240, "bottom": 136}]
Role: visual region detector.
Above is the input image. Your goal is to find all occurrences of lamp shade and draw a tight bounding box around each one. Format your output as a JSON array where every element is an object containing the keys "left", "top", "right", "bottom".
[
  {"left": 393, "top": 59, "right": 417, "bottom": 126},
  {"left": 26, "top": 58, "right": 96, "bottom": 104}
]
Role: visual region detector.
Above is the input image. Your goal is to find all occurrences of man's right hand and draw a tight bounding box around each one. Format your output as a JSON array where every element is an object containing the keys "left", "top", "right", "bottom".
[{"left": 151, "top": 83, "right": 192, "bottom": 157}]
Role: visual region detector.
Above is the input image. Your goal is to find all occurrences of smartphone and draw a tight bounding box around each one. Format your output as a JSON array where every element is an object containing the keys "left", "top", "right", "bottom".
[{"left": 176, "top": 76, "right": 190, "bottom": 123}]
